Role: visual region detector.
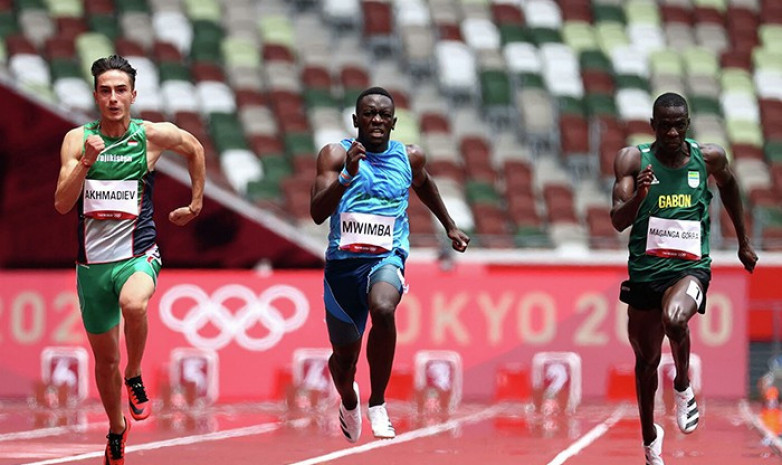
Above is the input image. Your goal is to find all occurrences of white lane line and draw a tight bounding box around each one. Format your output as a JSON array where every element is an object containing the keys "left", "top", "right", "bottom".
[
  {"left": 0, "top": 424, "right": 100, "bottom": 442},
  {"left": 287, "top": 405, "right": 503, "bottom": 465},
  {"left": 738, "top": 399, "right": 782, "bottom": 455},
  {"left": 546, "top": 404, "right": 627, "bottom": 465},
  {"left": 18, "top": 419, "right": 309, "bottom": 465}
]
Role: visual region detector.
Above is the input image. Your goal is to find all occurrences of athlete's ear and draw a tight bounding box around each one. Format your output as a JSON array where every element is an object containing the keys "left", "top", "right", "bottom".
[
  {"left": 131, "top": 89, "right": 137, "bottom": 104},
  {"left": 391, "top": 116, "right": 396, "bottom": 130},
  {"left": 352, "top": 113, "right": 358, "bottom": 128}
]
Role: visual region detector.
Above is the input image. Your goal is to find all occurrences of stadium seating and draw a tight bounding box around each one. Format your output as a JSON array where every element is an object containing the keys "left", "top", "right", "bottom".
[{"left": 2, "top": 0, "right": 781, "bottom": 251}]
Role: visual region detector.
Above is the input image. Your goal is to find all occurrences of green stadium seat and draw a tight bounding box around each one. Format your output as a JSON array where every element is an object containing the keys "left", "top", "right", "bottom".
[
  {"left": 184, "top": 0, "right": 221, "bottom": 23},
  {"left": 115, "top": 0, "right": 149, "bottom": 13},
  {"left": 44, "top": 0, "right": 83, "bottom": 18},
  {"left": 499, "top": 24, "right": 531, "bottom": 45},
  {"left": 88, "top": 15, "right": 118, "bottom": 40},
  {"left": 579, "top": 49, "right": 612, "bottom": 72},
  {"left": 592, "top": 4, "right": 626, "bottom": 25},
  {"left": 0, "top": 11, "right": 18, "bottom": 39},
  {"left": 465, "top": 180, "right": 502, "bottom": 207}
]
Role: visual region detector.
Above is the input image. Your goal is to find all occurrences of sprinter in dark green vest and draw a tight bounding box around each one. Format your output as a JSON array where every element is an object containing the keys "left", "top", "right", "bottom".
[
  {"left": 611, "top": 92, "right": 757, "bottom": 465},
  {"left": 55, "top": 55, "right": 205, "bottom": 465}
]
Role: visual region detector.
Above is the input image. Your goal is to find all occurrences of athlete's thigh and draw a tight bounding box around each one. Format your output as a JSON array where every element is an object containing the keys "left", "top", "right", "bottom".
[
  {"left": 116, "top": 253, "right": 161, "bottom": 308},
  {"left": 77, "top": 263, "right": 122, "bottom": 334},
  {"left": 368, "top": 264, "right": 404, "bottom": 311},
  {"left": 627, "top": 306, "right": 665, "bottom": 358},
  {"left": 661, "top": 275, "right": 703, "bottom": 324}
]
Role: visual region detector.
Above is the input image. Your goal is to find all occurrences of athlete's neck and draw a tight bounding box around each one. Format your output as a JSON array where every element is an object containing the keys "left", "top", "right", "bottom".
[
  {"left": 653, "top": 141, "right": 690, "bottom": 169},
  {"left": 357, "top": 138, "right": 389, "bottom": 154},
  {"left": 98, "top": 119, "right": 131, "bottom": 138}
]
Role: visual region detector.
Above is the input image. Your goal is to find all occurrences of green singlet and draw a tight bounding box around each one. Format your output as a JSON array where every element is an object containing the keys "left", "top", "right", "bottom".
[{"left": 627, "top": 139, "right": 712, "bottom": 283}]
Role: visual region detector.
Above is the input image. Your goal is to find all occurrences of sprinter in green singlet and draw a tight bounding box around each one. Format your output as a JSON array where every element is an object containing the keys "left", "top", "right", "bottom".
[
  {"left": 611, "top": 92, "right": 757, "bottom": 465},
  {"left": 54, "top": 55, "right": 205, "bottom": 465}
]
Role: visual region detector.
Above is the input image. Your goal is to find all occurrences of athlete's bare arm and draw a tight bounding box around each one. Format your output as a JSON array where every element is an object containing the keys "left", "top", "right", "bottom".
[
  {"left": 54, "top": 127, "right": 100, "bottom": 214},
  {"left": 702, "top": 143, "right": 758, "bottom": 272},
  {"left": 310, "top": 141, "right": 366, "bottom": 224},
  {"left": 610, "top": 146, "right": 653, "bottom": 232},
  {"left": 407, "top": 144, "right": 469, "bottom": 252},
  {"left": 144, "top": 121, "right": 205, "bottom": 226}
]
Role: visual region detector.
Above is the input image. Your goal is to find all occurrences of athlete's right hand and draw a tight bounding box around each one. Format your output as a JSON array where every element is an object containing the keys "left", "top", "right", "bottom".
[
  {"left": 345, "top": 140, "right": 366, "bottom": 176},
  {"left": 636, "top": 164, "right": 654, "bottom": 199},
  {"left": 83, "top": 135, "right": 104, "bottom": 166}
]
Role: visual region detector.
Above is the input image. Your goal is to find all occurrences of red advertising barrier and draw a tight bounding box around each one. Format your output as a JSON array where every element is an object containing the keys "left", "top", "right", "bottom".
[{"left": 0, "top": 265, "right": 748, "bottom": 401}]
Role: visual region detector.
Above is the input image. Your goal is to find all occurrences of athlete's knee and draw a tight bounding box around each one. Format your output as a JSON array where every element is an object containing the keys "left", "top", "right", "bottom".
[
  {"left": 120, "top": 297, "right": 148, "bottom": 321},
  {"left": 331, "top": 345, "right": 360, "bottom": 368},
  {"left": 94, "top": 351, "right": 121, "bottom": 373},
  {"left": 662, "top": 307, "right": 689, "bottom": 337},
  {"left": 369, "top": 300, "right": 396, "bottom": 327}
]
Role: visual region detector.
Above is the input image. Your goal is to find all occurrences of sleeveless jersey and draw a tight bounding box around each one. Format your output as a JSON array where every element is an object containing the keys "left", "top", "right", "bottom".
[
  {"left": 627, "top": 139, "right": 712, "bottom": 282},
  {"left": 77, "top": 119, "right": 156, "bottom": 264},
  {"left": 326, "top": 139, "right": 412, "bottom": 261}
]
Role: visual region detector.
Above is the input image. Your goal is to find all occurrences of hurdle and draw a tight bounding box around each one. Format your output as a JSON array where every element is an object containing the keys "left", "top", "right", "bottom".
[
  {"left": 170, "top": 347, "right": 220, "bottom": 406},
  {"left": 39, "top": 346, "right": 89, "bottom": 407},
  {"left": 414, "top": 350, "right": 463, "bottom": 412},
  {"left": 531, "top": 351, "right": 582, "bottom": 414},
  {"left": 291, "top": 348, "right": 338, "bottom": 406}
]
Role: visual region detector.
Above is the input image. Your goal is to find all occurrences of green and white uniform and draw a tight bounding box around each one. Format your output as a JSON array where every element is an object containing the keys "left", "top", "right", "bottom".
[
  {"left": 76, "top": 119, "right": 161, "bottom": 333},
  {"left": 627, "top": 139, "right": 712, "bottom": 283}
]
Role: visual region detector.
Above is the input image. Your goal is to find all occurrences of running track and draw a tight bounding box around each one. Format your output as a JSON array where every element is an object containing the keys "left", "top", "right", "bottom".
[{"left": 0, "top": 399, "right": 779, "bottom": 465}]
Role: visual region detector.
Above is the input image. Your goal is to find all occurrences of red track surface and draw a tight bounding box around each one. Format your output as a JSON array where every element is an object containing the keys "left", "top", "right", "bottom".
[{"left": 0, "top": 399, "right": 778, "bottom": 465}]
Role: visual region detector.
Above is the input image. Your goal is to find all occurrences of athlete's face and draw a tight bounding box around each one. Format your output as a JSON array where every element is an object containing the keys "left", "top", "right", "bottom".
[
  {"left": 651, "top": 105, "right": 689, "bottom": 154},
  {"left": 94, "top": 70, "right": 136, "bottom": 123},
  {"left": 353, "top": 94, "right": 396, "bottom": 150}
]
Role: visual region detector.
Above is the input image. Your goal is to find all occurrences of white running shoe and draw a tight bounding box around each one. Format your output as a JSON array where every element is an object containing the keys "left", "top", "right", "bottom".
[
  {"left": 674, "top": 386, "right": 699, "bottom": 434},
  {"left": 644, "top": 423, "right": 665, "bottom": 465},
  {"left": 367, "top": 403, "right": 396, "bottom": 439},
  {"left": 339, "top": 383, "right": 361, "bottom": 443}
]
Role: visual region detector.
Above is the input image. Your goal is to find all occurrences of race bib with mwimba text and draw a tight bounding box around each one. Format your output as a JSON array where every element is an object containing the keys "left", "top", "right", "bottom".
[
  {"left": 645, "top": 216, "right": 701, "bottom": 260},
  {"left": 339, "top": 212, "right": 395, "bottom": 254},
  {"left": 83, "top": 179, "right": 140, "bottom": 220}
]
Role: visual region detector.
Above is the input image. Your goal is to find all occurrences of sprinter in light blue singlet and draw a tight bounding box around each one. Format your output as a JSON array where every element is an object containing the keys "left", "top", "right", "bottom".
[{"left": 311, "top": 87, "right": 470, "bottom": 443}]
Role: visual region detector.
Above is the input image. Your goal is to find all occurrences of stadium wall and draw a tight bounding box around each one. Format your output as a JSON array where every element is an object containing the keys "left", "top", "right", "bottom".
[{"left": 0, "top": 263, "right": 764, "bottom": 402}]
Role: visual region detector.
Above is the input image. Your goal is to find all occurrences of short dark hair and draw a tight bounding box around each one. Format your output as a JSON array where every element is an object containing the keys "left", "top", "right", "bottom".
[
  {"left": 355, "top": 86, "right": 394, "bottom": 113},
  {"left": 653, "top": 92, "right": 688, "bottom": 116},
  {"left": 91, "top": 55, "right": 137, "bottom": 90}
]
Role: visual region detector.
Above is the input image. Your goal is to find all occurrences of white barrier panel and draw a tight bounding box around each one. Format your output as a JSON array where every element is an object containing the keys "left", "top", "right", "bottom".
[
  {"left": 414, "top": 350, "right": 463, "bottom": 411},
  {"left": 170, "top": 347, "right": 220, "bottom": 404},
  {"left": 41, "top": 346, "right": 89, "bottom": 401},
  {"left": 292, "top": 348, "right": 337, "bottom": 401},
  {"left": 532, "top": 351, "right": 582, "bottom": 414}
]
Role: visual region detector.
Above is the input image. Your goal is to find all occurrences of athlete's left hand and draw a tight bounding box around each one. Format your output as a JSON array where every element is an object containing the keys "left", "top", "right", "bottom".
[
  {"left": 169, "top": 205, "right": 200, "bottom": 226},
  {"left": 448, "top": 228, "right": 470, "bottom": 253},
  {"left": 738, "top": 242, "right": 758, "bottom": 273}
]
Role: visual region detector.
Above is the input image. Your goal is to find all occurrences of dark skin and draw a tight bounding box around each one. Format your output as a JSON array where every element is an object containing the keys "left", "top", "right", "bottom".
[
  {"left": 311, "top": 93, "right": 469, "bottom": 409},
  {"left": 610, "top": 104, "right": 758, "bottom": 445}
]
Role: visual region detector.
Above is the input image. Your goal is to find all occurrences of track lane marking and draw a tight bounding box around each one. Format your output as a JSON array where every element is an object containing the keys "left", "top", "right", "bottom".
[
  {"left": 545, "top": 404, "right": 628, "bottom": 465},
  {"left": 287, "top": 405, "right": 503, "bottom": 465},
  {"left": 17, "top": 419, "right": 309, "bottom": 465}
]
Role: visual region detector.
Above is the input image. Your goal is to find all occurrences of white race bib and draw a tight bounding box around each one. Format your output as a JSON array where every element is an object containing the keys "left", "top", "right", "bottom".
[
  {"left": 645, "top": 216, "right": 701, "bottom": 260},
  {"left": 338, "top": 212, "right": 395, "bottom": 254},
  {"left": 83, "top": 179, "right": 139, "bottom": 220}
]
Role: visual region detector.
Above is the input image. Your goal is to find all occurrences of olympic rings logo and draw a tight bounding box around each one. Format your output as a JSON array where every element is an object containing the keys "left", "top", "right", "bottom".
[{"left": 158, "top": 284, "right": 310, "bottom": 351}]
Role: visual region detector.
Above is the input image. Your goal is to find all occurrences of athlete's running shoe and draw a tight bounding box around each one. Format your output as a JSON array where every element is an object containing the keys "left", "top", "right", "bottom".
[
  {"left": 674, "top": 385, "right": 699, "bottom": 434},
  {"left": 644, "top": 423, "right": 664, "bottom": 465},
  {"left": 339, "top": 382, "right": 361, "bottom": 443},
  {"left": 367, "top": 403, "right": 396, "bottom": 439},
  {"left": 125, "top": 375, "right": 150, "bottom": 421},
  {"left": 104, "top": 417, "right": 130, "bottom": 465}
]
